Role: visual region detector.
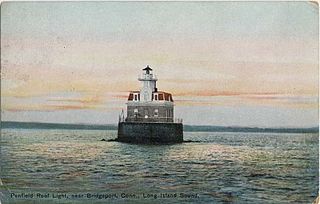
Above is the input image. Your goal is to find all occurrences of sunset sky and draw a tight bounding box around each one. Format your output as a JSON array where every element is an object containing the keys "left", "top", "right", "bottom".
[{"left": 1, "top": 2, "right": 318, "bottom": 127}]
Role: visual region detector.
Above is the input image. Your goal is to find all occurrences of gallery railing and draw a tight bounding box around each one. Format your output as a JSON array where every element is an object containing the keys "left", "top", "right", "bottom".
[{"left": 119, "top": 115, "right": 182, "bottom": 123}]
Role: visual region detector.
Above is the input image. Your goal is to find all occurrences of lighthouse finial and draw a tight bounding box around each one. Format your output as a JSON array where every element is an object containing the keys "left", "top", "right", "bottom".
[
  {"left": 143, "top": 65, "right": 152, "bottom": 72},
  {"left": 146, "top": 65, "right": 150, "bottom": 69}
]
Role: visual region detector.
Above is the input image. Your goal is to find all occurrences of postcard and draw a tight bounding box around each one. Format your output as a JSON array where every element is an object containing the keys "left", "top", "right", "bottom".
[{"left": 0, "top": 1, "right": 319, "bottom": 204}]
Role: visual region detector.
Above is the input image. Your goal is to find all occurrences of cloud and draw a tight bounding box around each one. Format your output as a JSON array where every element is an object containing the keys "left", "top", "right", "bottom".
[
  {"left": 2, "top": 33, "right": 318, "bottom": 100},
  {"left": 174, "top": 94, "right": 318, "bottom": 109},
  {"left": 2, "top": 92, "right": 127, "bottom": 112}
]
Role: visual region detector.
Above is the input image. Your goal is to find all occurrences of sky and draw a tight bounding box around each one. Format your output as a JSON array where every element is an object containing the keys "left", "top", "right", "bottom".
[{"left": 1, "top": 2, "right": 319, "bottom": 127}]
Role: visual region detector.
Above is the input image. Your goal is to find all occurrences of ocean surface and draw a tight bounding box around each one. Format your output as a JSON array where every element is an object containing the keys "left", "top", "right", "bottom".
[{"left": 0, "top": 129, "right": 318, "bottom": 204}]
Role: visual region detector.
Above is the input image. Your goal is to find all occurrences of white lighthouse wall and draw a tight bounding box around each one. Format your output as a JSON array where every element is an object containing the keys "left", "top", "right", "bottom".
[
  {"left": 127, "top": 104, "right": 174, "bottom": 122},
  {"left": 140, "top": 80, "right": 156, "bottom": 101}
]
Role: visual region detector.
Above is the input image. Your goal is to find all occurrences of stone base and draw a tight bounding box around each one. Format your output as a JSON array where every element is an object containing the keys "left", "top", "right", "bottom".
[{"left": 117, "top": 122, "right": 183, "bottom": 144}]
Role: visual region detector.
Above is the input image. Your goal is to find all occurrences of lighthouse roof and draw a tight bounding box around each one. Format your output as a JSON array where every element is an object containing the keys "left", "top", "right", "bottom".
[
  {"left": 143, "top": 65, "right": 152, "bottom": 71},
  {"left": 127, "top": 90, "right": 173, "bottom": 102}
]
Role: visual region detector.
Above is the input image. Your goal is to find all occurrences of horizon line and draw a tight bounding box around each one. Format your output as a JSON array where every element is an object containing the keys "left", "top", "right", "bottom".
[{"left": 1, "top": 120, "right": 318, "bottom": 130}]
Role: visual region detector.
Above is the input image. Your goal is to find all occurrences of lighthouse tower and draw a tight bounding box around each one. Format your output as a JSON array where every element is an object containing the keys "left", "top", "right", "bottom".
[
  {"left": 117, "top": 65, "right": 183, "bottom": 144},
  {"left": 138, "top": 66, "right": 157, "bottom": 102}
]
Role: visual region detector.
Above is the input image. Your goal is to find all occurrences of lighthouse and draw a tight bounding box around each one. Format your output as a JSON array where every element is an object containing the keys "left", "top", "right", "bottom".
[
  {"left": 139, "top": 65, "right": 157, "bottom": 102},
  {"left": 117, "top": 65, "right": 183, "bottom": 144}
]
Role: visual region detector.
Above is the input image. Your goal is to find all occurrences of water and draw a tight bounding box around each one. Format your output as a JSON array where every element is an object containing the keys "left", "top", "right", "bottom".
[{"left": 0, "top": 129, "right": 318, "bottom": 203}]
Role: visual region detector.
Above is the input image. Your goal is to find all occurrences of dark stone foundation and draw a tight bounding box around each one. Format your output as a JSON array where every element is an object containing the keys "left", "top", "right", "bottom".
[{"left": 117, "top": 122, "right": 183, "bottom": 144}]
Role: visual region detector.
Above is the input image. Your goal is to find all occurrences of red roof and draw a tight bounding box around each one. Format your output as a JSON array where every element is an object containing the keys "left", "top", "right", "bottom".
[
  {"left": 128, "top": 91, "right": 140, "bottom": 101},
  {"left": 127, "top": 91, "right": 173, "bottom": 102},
  {"left": 154, "top": 91, "right": 174, "bottom": 102}
]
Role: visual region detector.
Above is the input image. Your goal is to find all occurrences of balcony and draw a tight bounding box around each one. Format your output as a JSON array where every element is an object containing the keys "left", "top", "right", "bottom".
[
  {"left": 138, "top": 74, "right": 158, "bottom": 81},
  {"left": 119, "top": 116, "right": 182, "bottom": 124}
]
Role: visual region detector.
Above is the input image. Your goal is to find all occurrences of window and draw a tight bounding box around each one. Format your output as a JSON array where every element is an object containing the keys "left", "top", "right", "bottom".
[
  {"left": 128, "top": 93, "right": 133, "bottom": 100},
  {"left": 155, "top": 94, "right": 158, "bottom": 100},
  {"left": 133, "top": 93, "right": 140, "bottom": 101},
  {"left": 165, "top": 93, "right": 169, "bottom": 101},
  {"left": 134, "top": 108, "right": 138, "bottom": 117}
]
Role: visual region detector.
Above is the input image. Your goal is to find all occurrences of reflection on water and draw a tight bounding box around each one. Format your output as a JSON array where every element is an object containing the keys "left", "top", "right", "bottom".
[{"left": 1, "top": 129, "right": 318, "bottom": 203}]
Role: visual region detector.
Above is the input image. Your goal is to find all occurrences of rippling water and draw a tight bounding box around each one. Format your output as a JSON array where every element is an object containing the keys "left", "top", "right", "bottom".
[{"left": 1, "top": 129, "right": 318, "bottom": 203}]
